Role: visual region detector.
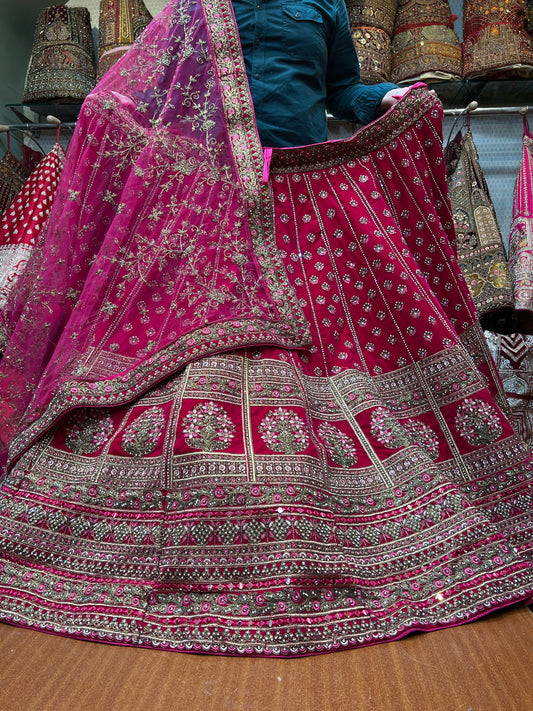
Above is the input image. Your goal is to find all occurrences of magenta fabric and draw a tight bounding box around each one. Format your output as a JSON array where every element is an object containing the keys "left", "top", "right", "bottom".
[
  {"left": 0, "top": 0, "right": 309, "bottom": 459},
  {"left": 0, "top": 0, "right": 532, "bottom": 657},
  {"left": 508, "top": 120, "right": 533, "bottom": 317}
]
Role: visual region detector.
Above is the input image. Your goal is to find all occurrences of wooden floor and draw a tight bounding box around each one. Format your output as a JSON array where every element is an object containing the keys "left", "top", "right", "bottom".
[{"left": 1, "top": 605, "right": 532, "bottom": 710}]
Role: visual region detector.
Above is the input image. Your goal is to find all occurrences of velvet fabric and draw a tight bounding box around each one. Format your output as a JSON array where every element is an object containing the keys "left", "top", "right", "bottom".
[{"left": 0, "top": 0, "right": 532, "bottom": 656}]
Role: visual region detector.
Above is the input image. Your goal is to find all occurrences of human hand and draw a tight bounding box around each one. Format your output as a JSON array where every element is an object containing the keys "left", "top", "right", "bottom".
[{"left": 379, "top": 84, "right": 437, "bottom": 112}]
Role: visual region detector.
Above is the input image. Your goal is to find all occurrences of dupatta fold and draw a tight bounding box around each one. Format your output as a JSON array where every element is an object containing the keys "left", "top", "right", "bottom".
[{"left": 0, "top": 0, "right": 310, "bottom": 464}]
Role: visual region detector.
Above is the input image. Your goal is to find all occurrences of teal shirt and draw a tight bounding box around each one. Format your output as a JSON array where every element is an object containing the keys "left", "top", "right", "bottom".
[{"left": 232, "top": 0, "right": 398, "bottom": 147}]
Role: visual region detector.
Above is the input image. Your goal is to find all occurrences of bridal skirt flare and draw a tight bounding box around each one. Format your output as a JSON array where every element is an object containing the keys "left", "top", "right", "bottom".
[
  {"left": 2, "top": 131, "right": 533, "bottom": 654},
  {"left": 0, "top": 0, "right": 532, "bottom": 656}
]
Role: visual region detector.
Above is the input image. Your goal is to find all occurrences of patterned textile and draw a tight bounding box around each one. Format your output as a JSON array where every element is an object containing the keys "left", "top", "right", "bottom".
[
  {"left": 0, "top": 143, "right": 65, "bottom": 311},
  {"left": 22, "top": 5, "right": 96, "bottom": 103},
  {"left": 97, "top": 0, "right": 153, "bottom": 78},
  {"left": 391, "top": 1, "right": 462, "bottom": 83},
  {"left": 444, "top": 129, "right": 515, "bottom": 331},
  {"left": 0, "top": 0, "right": 532, "bottom": 658},
  {"left": 20, "top": 145, "right": 44, "bottom": 174},
  {"left": 345, "top": 1, "right": 395, "bottom": 83},
  {"left": 463, "top": 0, "right": 530, "bottom": 37},
  {"left": 485, "top": 331, "right": 533, "bottom": 446},
  {"left": 463, "top": 0, "right": 533, "bottom": 78},
  {"left": 0, "top": 151, "right": 30, "bottom": 218},
  {"left": 391, "top": 25, "right": 463, "bottom": 83},
  {"left": 394, "top": 0, "right": 456, "bottom": 30},
  {"left": 344, "top": 0, "right": 396, "bottom": 35},
  {"left": 350, "top": 26, "right": 392, "bottom": 83},
  {"left": 508, "top": 121, "right": 533, "bottom": 329}
]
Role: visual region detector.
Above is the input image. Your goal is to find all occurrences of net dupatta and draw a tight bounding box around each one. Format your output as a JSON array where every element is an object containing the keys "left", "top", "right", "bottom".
[{"left": 0, "top": 0, "right": 310, "bottom": 467}]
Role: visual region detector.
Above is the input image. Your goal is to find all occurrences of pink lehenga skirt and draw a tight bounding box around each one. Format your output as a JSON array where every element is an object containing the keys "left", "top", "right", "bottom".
[
  {"left": 1, "top": 96, "right": 533, "bottom": 656},
  {"left": 0, "top": 0, "right": 532, "bottom": 656}
]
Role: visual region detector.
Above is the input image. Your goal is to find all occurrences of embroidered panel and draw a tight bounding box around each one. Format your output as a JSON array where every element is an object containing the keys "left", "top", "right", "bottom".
[{"left": 0, "top": 348, "right": 532, "bottom": 655}]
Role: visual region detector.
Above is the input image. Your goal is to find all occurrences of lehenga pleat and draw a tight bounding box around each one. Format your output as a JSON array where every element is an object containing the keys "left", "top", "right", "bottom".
[
  {"left": 508, "top": 122, "right": 533, "bottom": 333},
  {"left": 0, "top": 0, "right": 532, "bottom": 657}
]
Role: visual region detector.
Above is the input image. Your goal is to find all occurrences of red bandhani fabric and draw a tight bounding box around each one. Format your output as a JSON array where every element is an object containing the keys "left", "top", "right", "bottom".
[
  {"left": 0, "top": 143, "right": 65, "bottom": 310},
  {"left": 0, "top": 0, "right": 531, "bottom": 657}
]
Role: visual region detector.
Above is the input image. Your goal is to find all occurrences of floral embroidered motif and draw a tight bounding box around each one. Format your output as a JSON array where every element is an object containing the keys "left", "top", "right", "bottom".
[
  {"left": 259, "top": 407, "right": 309, "bottom": 453},
  {"left": 403, "top": 418, "right": 439, "bottom": 460},
  {"left": 182, "top": 401, "right": 235, "bottom": 451},
  {"left": 487, "top": 262, "right": 511, "bottom": 289},
  {"left": 465, "top": 272, "right": 485, "bottom": 298},
  {"left": 64, "top": 409, "right": 114, "bottom": 454},
  {"left": 455, "top": 398, "right": 503, "bottom": 446},
  {"left": 370, "top": 407, "right": 411, "bottom": 449},
  {"left": 121, "top": 406, "right": 165, "bottom": 456},
  {"left": 317, "top": 422, "right": 358, "bottom": 467}
]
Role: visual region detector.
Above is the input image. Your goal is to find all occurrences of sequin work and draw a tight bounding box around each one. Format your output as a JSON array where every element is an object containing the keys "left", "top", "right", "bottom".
[{"left": 0, "top": 0, "right": 532, "bottom": 657}]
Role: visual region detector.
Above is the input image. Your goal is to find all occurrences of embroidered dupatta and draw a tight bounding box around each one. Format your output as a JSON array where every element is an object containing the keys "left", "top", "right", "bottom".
[{"left": 0, "top": 0, "right": 309, "bottom": 465}]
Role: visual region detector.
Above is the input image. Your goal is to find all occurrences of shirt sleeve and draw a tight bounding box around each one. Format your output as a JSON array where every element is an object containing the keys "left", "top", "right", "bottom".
[{"left": 325, "top": 0, "right": 398, "bottom": 125}]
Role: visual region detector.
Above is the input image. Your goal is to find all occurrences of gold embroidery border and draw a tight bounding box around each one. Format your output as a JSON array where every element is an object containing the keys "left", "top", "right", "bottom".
[
  {"left": 201, "top": 0, "right": 308, "bottom": 333},
  {"left": 270, "top": 89, "right": 442, "bottom": 174}
]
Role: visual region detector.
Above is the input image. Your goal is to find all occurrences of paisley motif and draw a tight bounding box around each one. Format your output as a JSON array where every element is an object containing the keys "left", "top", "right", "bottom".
[
  {"left": 64, "top": 409, "right": 114, "bottom": 454},
  {"left": 317, "top": 421, "right": 359, "bottom": 467},
  {"left": 121, "top": 406, "right": 165, "bottom": 456}
]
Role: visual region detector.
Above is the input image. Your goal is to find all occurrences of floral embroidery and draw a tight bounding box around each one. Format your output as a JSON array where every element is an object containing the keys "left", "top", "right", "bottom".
[
  {"left": 487, "top": 262, "right": 511, "bottom": 289},
  {"left": 317, "top": 422, "right": 358, "bottom": 467},
  {"left": 370, "top": 407, "right": 411, "bottom": 449},
  {"left": 259, "top": 408, "right": 309, "bottom": 453},
  {"left": 403, "top": 418, "right": 439, "bottom": 460},
  {"left": 121, "top": 406, "right": 165, "bottom": 456},
  {"left": 182, "top": 401, "right": 235, "bottom": 451},
  {"left": 455, "top": 398, "right": 503, "bottom": 446},
  {"left": 64, "top": 409, "right": 114, "bottom": 454},
  {"left": 465, "top": 272, "right": 485, "bottom": 298}
]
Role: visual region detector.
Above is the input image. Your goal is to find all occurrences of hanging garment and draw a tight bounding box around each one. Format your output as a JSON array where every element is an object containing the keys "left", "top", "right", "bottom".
[
  {"left": 22, "top": 5, "right": 96, "bottom": 104},
  {"left": 0, "top": 142, "right": 65, "bottom": 311},
  {"left": 390, "top": 0, "right": 462, "bottom": 83},
  {"left": 0, "top": 149, "right": 31, "bottom": 218},
  {"left": 20, "top": 144, "right": 44, "bottom": 174},
  {"left": 97, "top": 0, "right": 153, "bottom": 79},
  {"left": 508, "top": 119, "right": 533, "bottom": 332},
  {"left": 444, "top": 128, "right": 515, "bottom": 331},
  {"left": 485, "top": 331, "right": 533, "bottom": 447},
  {"left": 0, "top": 0, "right": 532, "bottom": 658},
  {"left": 463, "top": 0, "right": 533, "bottom": 78}
]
